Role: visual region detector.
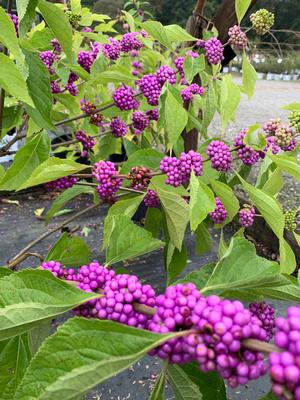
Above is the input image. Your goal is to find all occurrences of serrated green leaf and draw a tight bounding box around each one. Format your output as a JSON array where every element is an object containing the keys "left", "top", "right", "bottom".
[
  {"left": 120, "top": 149, "right": 163, "bottom": 174},
  {"left": 14, "top": 318, "right": 176, "bottom": 400},
  {"left": 165, "top": 88, "right": 188, "bottom": 149},
  {"left": 242, "top": 54, "right": 257, "bottom": 99},
  {"left": 0, "top": 131, "right": 50, "bottom": 191},
  {"left": 142, "top": 21, "right": 172, "bottom": 49},
  {"left": 38, "top": 0, "right": 73, "bottom": 62},
  {"left": 45, "top": 232, "right": 92, "bottom": 267},
  {"left": 164, "top": 24, "right": 197, "bottom": 42},
  {"left": 220, "top": 75, "right": 240, "bottom": 129},
  {"left": 106, "top": 215, "right": 163, "bottom": 265},
  {"left": 0, "top": 7, "right": 23, "bottom": 61},
  {"left": 0, "top": 269, "right": 98, "bottom": 341},
  {"left": 235, "top": 0, "right": 251, "bottom": 23},
  {"left": 90, "top": 68, "right": 134, "bottom": 85},
  {"left": 145, "top": 207, "right": 162, "bottom": 238},
  {"left": 167, "top": 364, "right": 203, "bottom": 400},
  {"left": 122, "top": 10, "right": 135, "bottom": 32},
  {"left": 210, "top": 180, "right": 239, "bottom": 222},
  {"left": 18, "top": 0, "right": 38, "bottom": 37},
  {"left": 70, "top": 0, "right": 81, "bottom": 14},
  {"left": 176, "top": 263, "right": 215, "bottom": 290},
  {"left": 18, "top": 158, "right": 87, "bottom": 190},
  {"left": 195, "top": 223, "right": 212, "bottom": 256},
  {"left": 183, "top": 55, "right": 205, "bottom": 84},
  {"left": 262, "top": 167, "right": 284, "bottom": 195},
  {"left": 166, "top": 242, "right": 187, "bottom": 282},
  {"left": 149, "top": 368, "right": 165, "bottom": 400},
  {"left": 269, "top": 154, "right": 300, "bottom": 181},
  {"left": 0, "top": 54, "right": 33, "bottom": 106},
  {"left": 189, "top": 173, "right": 215, "bottom": 231}
]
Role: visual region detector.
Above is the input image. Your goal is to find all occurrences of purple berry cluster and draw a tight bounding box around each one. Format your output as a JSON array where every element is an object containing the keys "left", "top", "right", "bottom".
[
  {"left": 113, "top": 86, "right": 139, "bottom": 111},
  {"left": 92, "top": 161, "right": 123, "bottom": 201},
  {"left": 131, "top": 60, "right": 144, "bottom": 76},
  {"left": 270, "top": 306, "right": 300, "bottom": 399},
  {"left": 132, "top": 111, "right": 149, "bottom": 134},
  {"left": 102, "top": 37, "right": 122, "bottom": 60},
  {"left": 282, "top": 138, "right": 298, "bottom": 152},
  {"left": 206, "top": 140, "right": 233, "bottom": 172},
  {"left": 238, "top": 206, "right": 255, "bottom": 228},
  {"left": 160, "top": 151, "right": 203, "bottom": 187},
  {"left": 144, "top": 189, "right": 160, "bottom": 208},
  {"left": 234, "top": 129, "right": 260, "bottom": 166},
  {"left": 110, "top": 117, "right": 128, "bottom": 138},
  {"left": 65, "top": 82, "right": 78, "bottom": 96},
  {"left": 89, "top": 113, "right": 103, "bottom": 127},
  {"left": 77, "top": 51, "right": 94, "bottom": 72},
  {"left": 181, "top": 84, "right": 205, "bottom": 102},
  {"left": 189, "top": 295, "right": 267, "bottom": 388},
  {"left": 80, "top": 99, "right": 97, "bottom": 114},
  {"left": 174, "top": 56, "right": 185, "bottom": 79},
  {"left": 128, "top": 166, "right": 151, "bottom": 190},
  {"left": 228, "top": 25, "right": 248, "bottom": 49},
  {"left": 249, "top": 302, "right": 275, "bottom": 342},
  {"left": 146, "top": 109, "right": 159, "bottom": 121},
  {"left": 50, "top": 81, "right": 61, "bottom": 94},
  {"left": 39, "top": 51, "right": 55, "bottom": 73},
  {"left": 138, "top": 74, "right": 162, "bottom": 106},
  {"left": 148, "top": 283, "right": 202, "bottom": 364},
  {"left": 203, "top": 38, "right": 224, "bottom": 65},
  {"left": 209, "top": 197, "right": 228, "bottom": 224},
  {"left": 44, "top": 176, "right": 77, "bottom": 191},
  {"left": 40, "top": 260, "right": 65, "bottom": 278},
  {"left": 156, "top": 65, "right": 176, "bottom": 85},
  {"left": 120, "top": 32, "right": 143, "bottom": 53},
  {"left": 51, "top": 39, "right": 62, "bottom": 55},
  {"left": 75, "top": 130, "right": 95, "bottom": 151},
  {"left": 263, "top": 136, "right": 281, "bottom": 156},
  {"left": 263, "top": 118, "right": 282, "bottom": 135},
  {"left": 9, "top": 13, "right": 19, "bottom": 36}
]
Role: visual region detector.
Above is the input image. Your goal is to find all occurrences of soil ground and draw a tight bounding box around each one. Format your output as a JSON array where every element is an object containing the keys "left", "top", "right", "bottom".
[{"left": 0, "top": 79, "right": 299, "bottom": 400}]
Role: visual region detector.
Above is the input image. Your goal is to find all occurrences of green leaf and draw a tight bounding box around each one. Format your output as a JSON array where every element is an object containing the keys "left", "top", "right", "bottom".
[
  {"left": 0, "top": 334, "right": 31, "bottom": 400},
  {"left": 145, "top": 207, "right": 162, "bottom": 238},
  {"left": 167, "top": 364, "right": 203, "bottom": 399},
  {"left": 210, "top": 180, "right": 239, "bottom": 222},
  {"left": 176, "top": 263, "right": 215, "bottom": 290},
  {"left": 122, "top": 10, "right": 135, "bottom": 32},
  {"left": 219, "top": 75, "right": 240, "bottom": 129},
  {"left": 195, "top": 223, "right": 212, "bottom": 256},
  {"left": 120, "top": 149, "right": 163, "bottom": 174},
  {"left": 16, "top": 0, "right": 31, "bottom": 21},
  {"left": 282, "top": 102, "right": 300, "bottom": 111},
  {"left": 15, "top": 318, "right": 176, "bottom": 400},
  {"left": 0, "top": 267, "right": 13, "bottom": 278},
  {"left": 189, "top": 173, "right": 215, "bottom": 231},
  {"left": 45, "top": 232, "right": 92, "bottom": 267},
  {"left": 235, "top": 0, "right": 251, "bottom": 23},
  {"left": 90, "top": 68, "right": 134, "bottom": 85},
  {"left": 269, "top": 154, "right": 300, "bottom": 181},
  {"left": 38, "top": 0, "right": 73, "bottom": 62},
  {"left": 164, "top": 24, "right": 197, "bottom": 42},
  {"left": 183, "top": 55, "right": 205, "bottom": 84},
  {"left": 0, "top": 7, "right": 23, "bottom": 61},
  {"left": 142, "top": 21, "right": 172, "bottom": 49},
  {"left": 166, "top": 242, "right": 187, "bottom": 282},
  {"left": 245, "top": 276, "right": 300, "bottom": 302},
  {"left": 28, "top": 321, "right": 51, "bottom": 356},
  {"left": 242, "top": 54, "right": 257, "bottom": 99},
  {"left": 0, "top": 54, "right": 33, "bottom": 106},
  {"left": 294, "top": 231, "right": 300, "bottom": 247},
  {"left": 24, "top": 50, "right": 55, "bottom": 130},
  {"left": 0, "top": 131, "right": 50, "bottom": 191},
  {"left": 202, "top": 237, "right": 288, "bottom": 294},
  {"left": 151, "top": 181, "right": 189, "bottom": 250},
  {"left": 258, "top": 393, "right": 277, "bottom": 400},
  {"left": 0, "top": 269, "right": 98, "bottom": 341},
  {"left": 70, "top": 0, "right": 81, "bottom": 14},
  {"left": 105, "top": 215, "right": 163, "bottom": 265},
  {"left": 149, "top": 368, "right": 166, "bottom": 400},
  {"left": 218, "top": 229, "right": 228, "bottom": 258},
  {"left": 45, "top": 185, "right": 95, "bottom": 225},
  {"left": 262, "top": 167, "right": 284, "bottom": 195},
  {"left": 18, "top": 158, "right": 87, "bottom": 190},
  {"left": 96, "top": 134, "right": 121, "bottom": 160},
  {"left": 182, "top": 363, "right": 226, "bottom": 400},
  {"left": 165, "top": 88, "right": 188, "bottom": 149}
]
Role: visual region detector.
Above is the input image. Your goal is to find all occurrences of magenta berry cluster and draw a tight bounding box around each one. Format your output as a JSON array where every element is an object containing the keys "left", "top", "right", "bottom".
[
  {"left": 50, "top": 81, "right": 61, "bottom": 94},
  {"left": 144, "top": 189, "right": 160, "bottom": 208},
  {"left": 9, "top": 13, "right": 19, "bottom": 36},
  {"left": 174, "top": 56, "right": 185, "bottom": 78},
  {"left": 148, "top": 283, "right": 202, "bottom": 364},
  {"left": 138, "top": 74, "right": 162, "bottom": 106},
  {"left": 132, "top": 111, "right": 149, "bottom": 134},
  {"left": 65, "top": 82, "right": 78, "bottom": 96},
  {"left": 181, "top": 84, "right": 204, "bottom": 102},
  {"left": 209, "top": 197, "right": 227, "bottom": 224},
  {"left": 249, "top": 302, "right": 275, "bottom": 342},
  {"left": 131, "top": 60, "right": 144, "bottom": 76},
  {"left": 113, "top": 86, "right": 139, "bottom": 111},
  {"left": 234, "top": 129, "right": 260, "bottom": 166},
  {"left": 102, "top": 37, "right": 121, "bottom": 60},
  {"left": 282, "top": 138, "right": 298, "bottom": 152},
  {"left": 92, "top": 161, "right": 123, "bottom": 201},
  {"left": 110, "top": 117, "right": 128, "bottom": 138},
  {"left": 120, "top": 32, "right": 143, "bottom": 53},
  {"left": 263, "top": 118, "right": 282, "bottom": 135},
  {"left": 269, "top": 306, "right": 300, "bottom": 399},
  {"left": 51, "top": 39, "right": 62, "bottom": 55},
  {"left": 155, "top": 65, "right": 177, "bottom": 85},
  {"left": 228, "top": 25, "right": 248, "bottom": 49},
  {"left": 40, "top": 260, "right": 65, "bottom": 278},
  {"left": 263, "top": 136, "right": 281, "bottom": 156},
  {"left": 44, "top": 176, "right": 77, "bottom": 191},
  {"left": 39, "top": 51, "right": 55, "bottom": 73},
  {"left": 206, "top": 140, "right": 233, "bottom": 172},
  {"left": 203, "top": 38, "right": 224, "bottom": 65},
  {"left": 98, "top": 274, "right": 156, "bottom": 328},
  {"left": 77, "top": 51, "right": 94, "bottom": 72},
  {"left": 238, "top": 206, "right": 255, "bottom": 228},
  {"left": 160, "top": 151, "right": 203, "bottom": 187},
  {"left": 146, "top": 109, "right": 159, "bottom": 121},
  {"left": 75, "top": 130, "right": 95, "bottom": 151},
  {"left": 80, "top": 99, "right": 97, "bottom": 114}
]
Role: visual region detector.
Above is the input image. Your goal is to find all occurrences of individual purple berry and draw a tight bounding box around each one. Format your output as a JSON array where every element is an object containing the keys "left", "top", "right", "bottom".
[
  {"left": 263, "top": 118, "right": 281, "bottom": 135},
  {"left": 120, "top": 32, "right": 143, "bottom": 52},
  {"left": 65, "top": 82, "right": 78, "bottom": 96},
  {"left": 209, "top": 197, "right": 228, "bottom": 224},
  {"left": 146, "top": 109, "right": 159, "bottom": 121},
  {"left": 234, "top": 129, "right": 260, "bottom": 166},
  {"left": 228, "top": 25, "right": 248, "bottom": 49},
  {"left": 206, "top": 140, "right": 233, "bottom": 172},
  {"left": 75, "top": 130, "right": 95, "bottom": 151},
  {"left": 98, "top": 274, "right": 156, "bottom": 328},
  {"left": 50, "top": 81, "right": 61, "bottom": 94},
  {"left": 102, "top": 37, "right": 121, "bottom": 60},
  {"left": 147, "top": 283, "right": 202, "bottom": 364},
  {"left": 249, "top": 302, "right": 275, "bottom": 342},
  {"left": 110, "top": 117, "right": 128, "bottom": 138},
  {"left": 113, "top": 86, "right": 139, "bottom": 111},
  {"left": 40, "top": 260, "right": 65, "bottom": 278},
  {"left": 138, "top": 74, "right": 162, "bottom": 106},
  {"left": 77, "top": 51, "right": 94, "bottom": 72},
  {"left": 93, "top": 161, "right": 123, "bottom": 201},
  {"left": 156, "top": 65, "right": 176, "bottom": 85},
  {"left": 44, "top": 176, "right": 78, "bottom": 191},
  {"left": 181, "top": 87, "right": 194, "bottom": 102},
  {"left": 132, "top": 111, "right": 149, "bottom": 133},
  {"left": 82, "top": 27, "right": 93, "bottom": 33},
  {"left": 238, "top": 205, "right": 255, "bottom": 228},
  {"left": 186, "top": 50, "right": 200, "bottom": 59},
  {"left": 144, "top": 189, "right": 160, "bottom": 208},
  {"left": 203, "top": 38, "right": 224, "bottom": 65},
  {"left": 9, "top": 13, "right": 19, "bottom": 36}
]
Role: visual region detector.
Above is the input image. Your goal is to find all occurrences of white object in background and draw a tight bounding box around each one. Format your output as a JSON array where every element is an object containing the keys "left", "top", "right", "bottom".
[
  {"left": 0, "top": 134, "right": 18, "bottom": 163},
  {"left": 274, "top": 74, "right": 282, "bottom": 81},
  {"left": 257, "top": 72, "right": 264, "bottom": 80},
  {"left": 223, "top": 67, "right": 229, "bottom": 73},
  {"left": 266, "top": 73, "right": 274, "bottom": 80},
  {"left": 292, "top": 74, "right": 299, "bottom": 81},
  {"left": 283, "top": 74, "right": 291, "bottom": 81}
]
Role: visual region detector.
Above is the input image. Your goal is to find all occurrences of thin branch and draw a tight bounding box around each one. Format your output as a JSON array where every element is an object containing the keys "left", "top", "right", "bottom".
[{"left": 8, "top": 252, "right": 44, "bottom": 271}]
